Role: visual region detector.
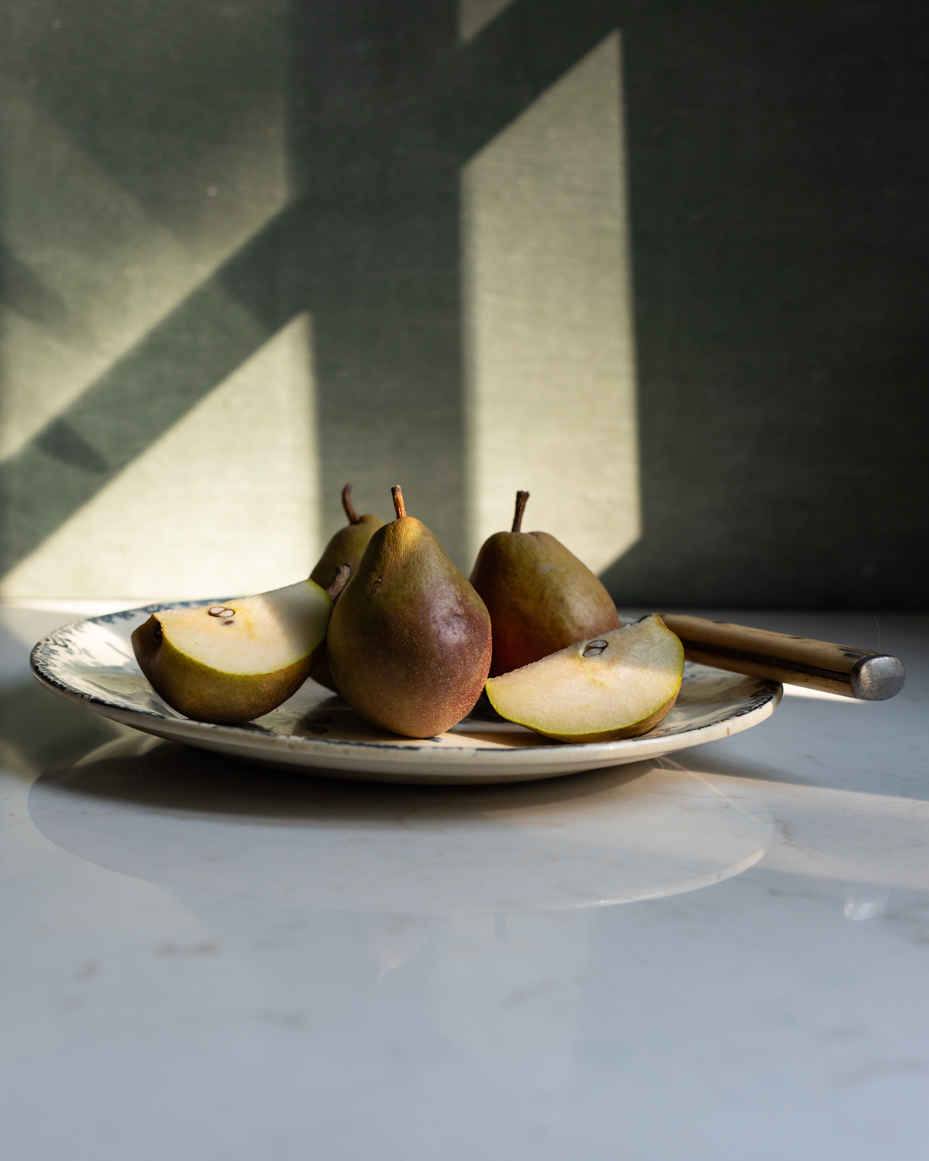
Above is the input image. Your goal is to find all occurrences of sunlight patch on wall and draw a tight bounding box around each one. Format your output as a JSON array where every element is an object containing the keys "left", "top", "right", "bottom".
[
  {"left": 462, "top": 32, "right": 639, "bottom": 575},
  {"left": 0, "top": 72, "right": 287, "bottom": 462},
  {"left": 1, "top": 315, "right": 318, "bottom": 599},
  {"left": 458, "top": 0, "right": 515, "bottom": 42}
]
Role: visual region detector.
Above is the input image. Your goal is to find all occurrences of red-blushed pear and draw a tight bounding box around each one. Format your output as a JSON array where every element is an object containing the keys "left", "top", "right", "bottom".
[
  {"left": 327, "top": 485, "right": 492, "bottom": 738},
  {"left": 469, "top": 490, "right": 621, "bottom": 676},
  {"left": 131, "top": 571, "right": 350, "bottom": 724},
  {"left": 309, "top": 483, "right": 384, "bottom": 690},
  {"left": 485, "top": 615, "right": 684, "bottom": 743}
]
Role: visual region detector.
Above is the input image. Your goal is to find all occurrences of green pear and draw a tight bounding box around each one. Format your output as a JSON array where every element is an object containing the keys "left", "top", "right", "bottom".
[
  {"left": 309, "top": 483, "right": 385, "bottom": 691},
  {"left": 485, "top": 615, "right": 684, "bottom": 743},
  {"left": 131, "top": 578, "right": 333, "bottom": 724},
  {"left": 309, "top": 483, "right": 384, "bottom": 590},
  {"left": 327, "top": 486, "right": 492, "bottom": 738},
  {"left": 470, "top": 491, "right": 621, "bottom": 676}
]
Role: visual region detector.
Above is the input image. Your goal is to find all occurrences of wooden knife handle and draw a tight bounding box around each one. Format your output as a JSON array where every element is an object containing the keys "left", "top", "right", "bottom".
[{"left": 658, "top": 614, "right": 905, "bottom": 701}]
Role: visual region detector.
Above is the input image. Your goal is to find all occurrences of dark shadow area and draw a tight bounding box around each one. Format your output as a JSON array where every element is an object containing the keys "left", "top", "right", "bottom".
[
  {"left": 27, "top": 731, "right": 762, "bottom": 913},
  {"left": 0, "top": 680, "right": 122, "bottom": 779},
  {"left": 32, "top": 733, "right": 652, "bottom": 821},
  {"left": 0, "top": 240, "right": 77, "bottom": 336},
  {"left": 1, "top": 1, "right": 926, "bottom": 599},
  {"left": 606, "top": 0, "right": 929, "bottom": 606},
  {"left": 2, "top": 0, "right": 289, "bottom": 238},
  {"left": 26, "top": 733, "right": 672, "bottom": 914},
  {"left": 0, "top": 206, "right": 301, "bottom": 566},
  {"left": 606, "top": 332, "right": 929, "bottom": 606}
]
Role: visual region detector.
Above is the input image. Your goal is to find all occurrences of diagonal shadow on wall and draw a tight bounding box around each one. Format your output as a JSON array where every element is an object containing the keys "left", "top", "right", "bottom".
[{"left": 0, "top": 0, "right": 621, "bottom": 575}]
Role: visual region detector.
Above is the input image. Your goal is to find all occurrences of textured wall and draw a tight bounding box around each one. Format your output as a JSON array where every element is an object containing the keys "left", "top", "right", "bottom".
[
  {"left": 0, "top": 1, "right": 926, "bottom": 604},
  {"left": 606, "top": 1, "right": 929, "bottom": 608}
]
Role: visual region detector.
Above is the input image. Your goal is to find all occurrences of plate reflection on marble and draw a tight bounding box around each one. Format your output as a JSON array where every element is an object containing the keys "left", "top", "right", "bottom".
[
  {"left": 31, "top": 602, "right": 782, "bottom": 785},
  {"left": 29, "top": 735, "right": 772, "bottom": 914}
]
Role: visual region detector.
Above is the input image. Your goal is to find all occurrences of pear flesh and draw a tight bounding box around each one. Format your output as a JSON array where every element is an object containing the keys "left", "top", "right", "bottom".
[
  {"left": 327, "top": 496, "right": 492, "bottom": 739},
  {"left": 485, "top": 615, "right": 684, "bottom": 743},
  {"left": 131, "top": 579, "right": 332, "bottom": 724}
]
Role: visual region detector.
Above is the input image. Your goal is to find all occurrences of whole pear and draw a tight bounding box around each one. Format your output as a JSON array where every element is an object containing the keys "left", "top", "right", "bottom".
[
  {"left": 310, "top": 483, "right": 384, "bottom": 590},
  {"left": 470, "top": 491, "right": 620, "bottom": 676},
  {"left": 327, "top": 486, "right": 492, "bottom": 738},
  {"left": 309, "top": 483, "right": 384, "bottom": 690},
  {"left": 131, "top": 578, "right": 334, "bottom": 724}
]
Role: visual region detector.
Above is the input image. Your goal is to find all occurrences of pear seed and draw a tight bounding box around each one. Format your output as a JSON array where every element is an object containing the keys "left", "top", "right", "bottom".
[
  {"left": 208, "top": 606, "right": 228, "bottom": 617},
  {"left": 583, "top": 640, "right": 609, "bottom": 658}
]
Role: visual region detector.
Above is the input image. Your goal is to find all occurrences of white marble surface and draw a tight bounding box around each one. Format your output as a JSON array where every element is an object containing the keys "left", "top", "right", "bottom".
[{"left": 2, "top": 606, "right": 928, "bottom": 1160}]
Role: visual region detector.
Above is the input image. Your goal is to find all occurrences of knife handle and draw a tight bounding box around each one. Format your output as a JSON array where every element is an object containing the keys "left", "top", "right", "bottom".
[{"left": 658, "top": 614, "right": 905, "bottom": 701}]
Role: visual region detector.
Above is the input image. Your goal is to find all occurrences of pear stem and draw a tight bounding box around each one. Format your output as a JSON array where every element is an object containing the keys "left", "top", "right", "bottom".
[
  {"left": 392, "top": 485, "right": 406, "bottom": 520},
  {"left": 326, "top": 563, "right": 352, "bottom": 602},
  {"left": 512, "top": 490, "right": 529, "bottom": 533},
  {"left": 342, "top": 483, "right": 360, "bottom": 525}
]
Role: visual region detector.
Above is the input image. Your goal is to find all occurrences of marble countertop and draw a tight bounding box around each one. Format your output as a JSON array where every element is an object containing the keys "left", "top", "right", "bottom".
[{"left": 2, "top": 605, "right": 927, "bottom": 1160}]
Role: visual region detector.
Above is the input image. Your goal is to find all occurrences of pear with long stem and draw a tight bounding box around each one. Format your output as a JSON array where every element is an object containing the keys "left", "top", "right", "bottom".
[
  {"left": 309, "top": 483, "right": 384, "bottom": 690},
  {"left": 470, "top": 490, "right": 620, "bottom": 676},
  {"left": 310, "top": 483, "right": 384, "bottom": 590}
]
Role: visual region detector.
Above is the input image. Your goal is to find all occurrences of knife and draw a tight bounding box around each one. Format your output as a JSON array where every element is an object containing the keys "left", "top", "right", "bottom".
[{"left": 657, "top": 614, "right": 905, "bottom": 701}]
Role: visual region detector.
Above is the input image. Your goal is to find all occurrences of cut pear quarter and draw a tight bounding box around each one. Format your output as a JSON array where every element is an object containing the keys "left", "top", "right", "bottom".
[
  {"left": 131, "top": 579, "right": 332, "bottom": 724},
  {"left": 485, "top": 615, "right": 685, "bottom": 743}
]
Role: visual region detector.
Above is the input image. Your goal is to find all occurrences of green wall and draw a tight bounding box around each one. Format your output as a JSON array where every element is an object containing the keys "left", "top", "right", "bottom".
[{"left": 1, "top": 1, "right": 926, "bottom": 604}]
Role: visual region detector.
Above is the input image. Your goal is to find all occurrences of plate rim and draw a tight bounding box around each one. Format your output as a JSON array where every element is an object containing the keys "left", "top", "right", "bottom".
[{"left": 30, "top": 600, "right": 783, "bottom": 774}]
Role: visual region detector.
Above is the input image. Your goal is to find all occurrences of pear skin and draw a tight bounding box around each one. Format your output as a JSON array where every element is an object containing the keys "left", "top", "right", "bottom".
[
  {"left": 327, "top": 486, "right": 492, "bottom": 738},
  {"left": 309, "top": 484, "right": 384, "bottom": 690},
  {"left": 310, "top": 483, "right": 384, "bottom": 590},
  {"left": 131, "top": 580, "right": 331, "bottom": 724},
  {"left": 470, "top": 491, "right": 620, "bottom": 677}
]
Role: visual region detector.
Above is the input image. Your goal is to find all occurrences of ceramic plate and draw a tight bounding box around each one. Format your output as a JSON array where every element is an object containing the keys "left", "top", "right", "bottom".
[{"left": 31, "top": 601, "right": 782, "bottom": 785}]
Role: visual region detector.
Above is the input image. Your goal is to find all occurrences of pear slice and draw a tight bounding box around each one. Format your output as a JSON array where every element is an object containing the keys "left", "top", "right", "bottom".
[
  {"left": 485, "top": 615, "right": 684, "bottom": 743},
  {"left": 131, "top": 579, "right": 333, "bottom": 724}
]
